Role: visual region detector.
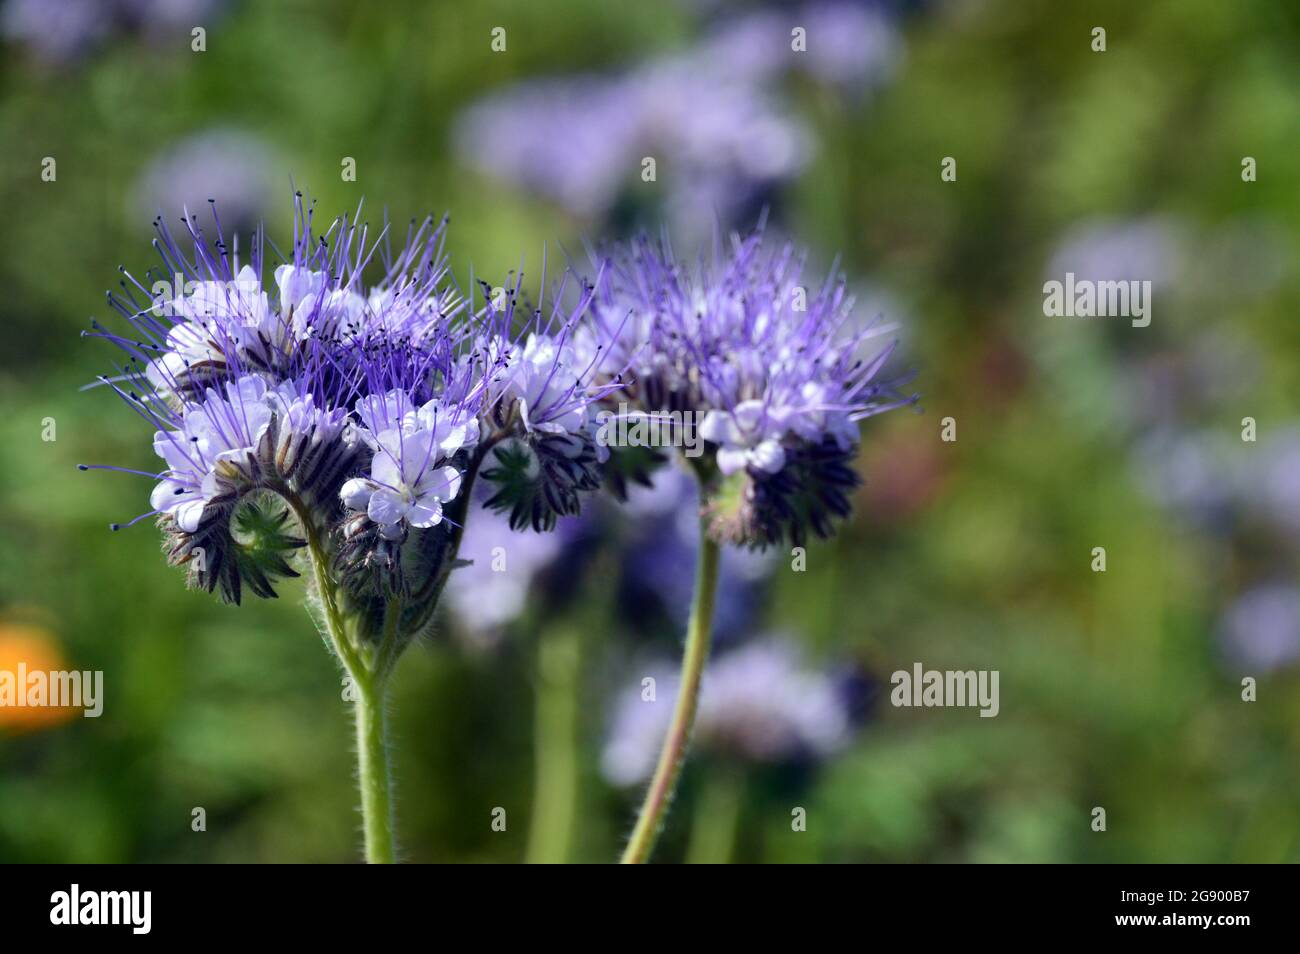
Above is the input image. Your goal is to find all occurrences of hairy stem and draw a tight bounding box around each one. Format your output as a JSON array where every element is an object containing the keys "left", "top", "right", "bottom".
[
  {"left": 292, "top": 492, "right": 397, "bottom": 864},
  {"left": 620, "top": 518, "right": 721, "bottom": 864},
  {"left": 352, "top": 668, "right": 396, "bottom": 864},
  {"left": 525, "top": 623, "right": 582, "bottom": 863}
]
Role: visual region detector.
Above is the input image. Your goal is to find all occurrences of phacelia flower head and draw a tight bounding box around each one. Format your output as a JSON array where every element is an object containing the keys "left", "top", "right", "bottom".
[
  {"left": 578, "top": 226, "right": 916, "bottom": 547},
  {"left": 87, "top": 189, "right": 627, "bottom": 865},
  {"left": 470, "top": 269, "right": 625, "bottom": 531},
  {"left": 87, "top": 193, "right": 615, "bottom": 608},
  {"left": 103, "top": 194, "right": 463, "bottom": 411},
  {"left": 602, "top": 638, "right": 856, "bottom": 786}
]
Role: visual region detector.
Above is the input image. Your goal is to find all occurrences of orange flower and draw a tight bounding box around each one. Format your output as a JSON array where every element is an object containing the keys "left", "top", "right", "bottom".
[{"left": 0, "top": 623, "right": 81, "bottom": 732}]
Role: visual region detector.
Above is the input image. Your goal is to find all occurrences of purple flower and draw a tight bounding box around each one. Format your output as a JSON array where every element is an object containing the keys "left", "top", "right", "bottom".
[
  {"left": 3, "top": 0, "right": 225, "bottom": 65},
  {"left": 444, "top": 503, "right": 569, "bottom": 636},
  {"left": 1046, "top": 217, "right": 1182, "bottom": 290},
  {"left": 602, "top": 637, "right": 854, "bottom": 785},
  {"left": 1254, "top": 428, "right": 1300, "bottom": 536},
  {"left": 131, "top": 129, "right": 278, "bottom": 236},
  {"left": 88, "top": 189, "right": 625, "bottom": 862},
  {"left": 104, "top": 195, "right": 463, "bottom": 412},
  {"left": 453, "top": 56, "right": 808, "bottom": 233},
  {"left": 339, "top": 391, "right": 477, "bottom": 539},
  {"left": 1133, "top": 424, "right": 1300, "bottom": 539},
  {"left": 796, "top": 3, "right": 902, "bottom": 88},
  {"left": 468, "top": 273, "right": 624, "bottom": 531},
  {"left": 87, "top": 193, "right": 615, "bottom": 601},
  {"left": 1220, "top": 585, "right": 1300, "bottom": 673},
  {"left": 703, "top": 3, "right": 902, "bottom": 91},
  {"left": 1, "top": 0, "right": 109, "bottom": 64},
  {"left": 148, "top": 374, "right": 276, "bottom": 532},
  {"left": 445, "top": 463, "right": 773, "bottom": 640},
  {"left": 454, "top": 77, "right": 641, "bottom": 220},
  {"left": 452, "top": 2, "right": 908, "bottom": 233},
  {"left": 580, "top": 227, "right": 916, "bottom": 546}
]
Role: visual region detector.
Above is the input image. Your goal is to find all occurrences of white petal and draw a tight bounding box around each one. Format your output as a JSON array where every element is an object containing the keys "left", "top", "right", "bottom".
[
  {"left": 231, "top": 374, "right": 268, "bottom": 407},
  {"left": 369, "top": 446, "right": 403, "bottom": 488},
  {"left": 698, "top": 410, "right": 733, "bottom": 444},
  {"left": 749, "top": 439, "right": 786, "bottom": 474},
  {"left": 150, "top": 479, "right": 188, "bottom": 514},
  {"left": 367, "top": 488, "right": 407, "bottom": 526},
  {"left": 716, "top": 447, "right": 748, "bottom": 475},
  {"left": 397, "top": 430, "right": 438, "bottom": 485},
  {"left": 732, "top": 399, "right": 766, "bottom": 433},
  {"left": 176, "top": 499, "right": 207, "bottom": 532},
  {"left": 436, "top": 464, "right": 464, "bottom": 501},
  {"left": 340, "top": 478, "right": 374, "bottom": 511},
  {"left": 406, "top": 498, "right": 444, "bottom": 528},
  {"left": 439, "top": 423, "right": 467, "bottom": 457}
]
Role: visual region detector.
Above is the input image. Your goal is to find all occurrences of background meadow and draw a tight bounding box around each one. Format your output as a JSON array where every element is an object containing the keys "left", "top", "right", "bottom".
[{"left": 1, "top": 0, "right": 1298, "bottom": 862}]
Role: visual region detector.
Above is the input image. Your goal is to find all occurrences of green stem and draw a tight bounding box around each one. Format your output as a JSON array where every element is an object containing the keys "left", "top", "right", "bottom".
[
  {"left": 684, "top": 771, "right": 742, "bottom": 865},
  {"left": 352, "top": 669, "right": 396, "bottom": 864},
  {"left": 620, "top": 518, "right": 721, "bottom": 864},
  {"left": 525, "top": 624, "right": 582, "bottom": 863},
  {"left": 291, "top": 493, "right": 398, "bottom": 865},
  {"left": 280, "top": 440, "right": 494, "bottom": 864}
]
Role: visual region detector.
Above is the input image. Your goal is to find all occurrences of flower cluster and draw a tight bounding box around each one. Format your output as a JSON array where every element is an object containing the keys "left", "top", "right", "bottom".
[
  {"left": 87, "top": 193, "right": 917, "bottom": 864},
  {"left": 577, "top": 228, "right": 916, "bottom": 547},
  {"left": 88, "top": 195, "right": 614, "bottom": 608}
]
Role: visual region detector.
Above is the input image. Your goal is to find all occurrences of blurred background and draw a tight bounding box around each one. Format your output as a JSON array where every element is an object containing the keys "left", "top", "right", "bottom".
[{"left": 1, "top": 0, "right": 1298, "bottom": 863}]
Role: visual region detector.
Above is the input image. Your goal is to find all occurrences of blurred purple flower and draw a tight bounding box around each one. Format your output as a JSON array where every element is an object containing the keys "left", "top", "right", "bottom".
[
  {"left": 454, "top": 52, "right": 809, "bottom": 231},
  {"left": 705, "top": 3, "right": 902, "bottom": 90},
  {"left": 1220, "top": 584, "right": 1300, "bottom": 672},
  {"left": 799, "top": 2, "right": 901, "bottom": 87},
  {"left": 602, "top": 636, "right": 853, "bottom": 785},
  {"left": 1254, "top": 428, "right": 1300, "bottom": 536},
  {"left": 3, "top": 0, "right": 222, "bottom": 64},
  {"left": 1046, "top": 217, "right": 1182, "bottom": 289},
  {"left": 445, "top": 464, "right": 772, "bottom": 640},
  {"left": 454, "top": 77, "right": 639, "bottom": 219},
  {"left": 618, "top": 465, "right": 775, "bottom": 637},
  {"left": 131, "top": 129, "right": 279, "bottom": 235},
  {"left": 119, "top": 0, "right": 220, "bottom": 35},
  {"left": 445, "top": 503, "right": 570, "bottom": 637},
  {"left": 1134, "top": 425, "right": 1300, "bottom": 539},
  {"left": 1131, "top": 429, "right": 1237, "bottom": 532},
  {"left": 1, "top": 0, "right": 107, "bottom": 62}
]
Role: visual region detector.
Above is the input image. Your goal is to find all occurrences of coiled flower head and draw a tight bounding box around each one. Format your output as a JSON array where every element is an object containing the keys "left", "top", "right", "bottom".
[
  {"left": 471, "top": 271, "right": 623, "bottom": 531},
  {"left": 86, "top": 194, "right": 616, "bottom": 608},
  {"left": 578, "top": 227, "right": 916, "bottom": 547}
]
